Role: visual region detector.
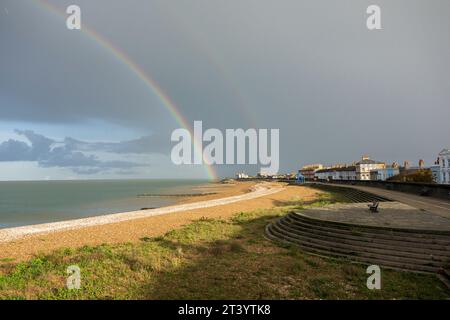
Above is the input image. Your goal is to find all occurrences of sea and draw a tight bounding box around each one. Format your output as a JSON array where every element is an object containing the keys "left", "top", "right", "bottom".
[{"left": 0, "top": 179, "right": 209, "bottom": 229}]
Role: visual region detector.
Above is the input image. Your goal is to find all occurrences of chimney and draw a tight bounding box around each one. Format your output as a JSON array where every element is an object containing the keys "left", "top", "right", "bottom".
[
  {"left": 418, "top": 159, "right": 425, "bottom": 169},
  {"left": 403, "top": 160, "right": 410, "bottom": 169}
]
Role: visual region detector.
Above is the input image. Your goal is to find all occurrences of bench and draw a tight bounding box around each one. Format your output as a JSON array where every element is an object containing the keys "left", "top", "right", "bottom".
[{"left": 368, "top": 201, "right": 379, "bottom": 213}]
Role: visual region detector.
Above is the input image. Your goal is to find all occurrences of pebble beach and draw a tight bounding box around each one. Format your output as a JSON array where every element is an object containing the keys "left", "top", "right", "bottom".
[{"left": 0, "top": 181, "right": 321, "bottom": 262}]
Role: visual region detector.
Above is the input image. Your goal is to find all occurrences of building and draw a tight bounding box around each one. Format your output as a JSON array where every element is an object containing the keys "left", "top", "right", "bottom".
[
  {"left": 296, "top": 172, "right": 306, "bottom": 183},
  {"left": 236, "top": 172, "right": 249, "bottom": 179},
  {"left": 355, "top": 156, "right": 385, "bottom": 180},
  {"left": 314, "top": 166, "right": 356, "bottom": 181},
  {"left": 299, "top": 164, "right": 324, "bottom": 180},
  {"left": 314, "top": 156, "right": 385, "bottom": 181},
  {"left": 314, "top": 168, "right": 334, "bottom": 181},
  {"left": 338, "top": 166, "right": 357, "bottom": 180},
  {"left": 430, "top": 165, "right": 441, "bottom": 183},
  {"left": 257, "top": 172, "right": 272, "bottom": 179},
  {"left": 315, "top": 168, "right": 335, "bottom": 181},
  {"left": 438, "top": 148, "right": 450, "bottom": 184},
  {"left": 369, "top": 167, "right": 400, "bottom": 181}
]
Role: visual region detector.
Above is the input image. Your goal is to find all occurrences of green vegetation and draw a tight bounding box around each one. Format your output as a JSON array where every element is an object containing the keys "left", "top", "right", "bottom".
[
  {"left": 0, "top": 194, "right": 448, "bottom": 300},
  {"left": 388, "top": 169, "right": 435, "bottom": 183}
]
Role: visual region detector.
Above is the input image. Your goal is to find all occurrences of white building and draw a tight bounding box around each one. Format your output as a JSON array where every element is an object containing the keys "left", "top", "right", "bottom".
[
  {"left": 369, "top": 167, "right": 400, "bottom": 181},
  {"left": 355, "top": 156, "right": 386, "bottom": 180},
  {"left": 430, "top": 165, "right": 441, "bottom": 184},
  {"left": 438, "top": 148, "right": 450, "bottom": 184},
  {"left": 314, "top": 166, "right": 356, "bottom": 181},
  {"left": 314, "top": 156, "right": 388, "bottom": 181},
  {"left": 236, "top": 172, "right": 249, "bottom": 179},
  {"left": 339, "top": 166, "right": 357, "bottom": 180},
  {"left": 314, "top": 168, "right": 334, "bottom": 181}
]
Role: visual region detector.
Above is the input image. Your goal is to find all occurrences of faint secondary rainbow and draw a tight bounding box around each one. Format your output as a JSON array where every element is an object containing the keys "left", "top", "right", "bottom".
[{"left": 32, "top": 0, "right": 217, "bottom": 180}]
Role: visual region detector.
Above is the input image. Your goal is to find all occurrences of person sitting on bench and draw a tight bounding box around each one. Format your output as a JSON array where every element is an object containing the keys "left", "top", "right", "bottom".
[{"left": 368, "top": 201, "right": 379, "bottom": 213}]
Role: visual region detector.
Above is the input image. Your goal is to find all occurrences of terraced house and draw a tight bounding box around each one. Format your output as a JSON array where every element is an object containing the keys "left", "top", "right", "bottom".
[
  {"left": 369, "top": 166, "right": 400, "bottom": 181},
  {"left": 299, "top": 164, "right": 324, "bottom": 180},
  {"left": 314, "top": 156, "right": 387, "bottom": 181},
  {"left": 355, "top": 156, "right": 386, "bottom": 180},
  {"left": 314, "top": 166, "right": 356, "bottom": 181}
]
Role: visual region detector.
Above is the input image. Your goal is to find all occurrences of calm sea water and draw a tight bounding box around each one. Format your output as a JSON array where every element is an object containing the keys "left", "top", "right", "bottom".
[{"left": 0, "top": 179, "right": 208, "bottom": 229}]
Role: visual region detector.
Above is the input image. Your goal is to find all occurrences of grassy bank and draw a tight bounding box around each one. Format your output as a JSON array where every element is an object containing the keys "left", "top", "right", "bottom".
[{"left": 0, "top": 194, "right": 448, "bottom": 299}]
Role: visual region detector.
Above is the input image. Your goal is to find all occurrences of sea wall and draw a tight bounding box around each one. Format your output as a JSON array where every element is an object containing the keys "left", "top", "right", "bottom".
[
  {"left": 315, "top": 179, "right": 450, "bottom": 200},
  {"left": 235, "top": 178, "right": 450, "bottom": 200}
]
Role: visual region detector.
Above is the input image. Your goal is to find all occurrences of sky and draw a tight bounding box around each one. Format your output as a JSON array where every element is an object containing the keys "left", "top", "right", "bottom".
[{"left": 0, "top": 0, "right": 449, "bottom": 180}]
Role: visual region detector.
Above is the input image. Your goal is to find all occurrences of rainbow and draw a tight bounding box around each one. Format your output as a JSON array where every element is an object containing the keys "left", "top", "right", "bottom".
[{"left": 32, "top": 0, "right": 217, "bottom": 180}]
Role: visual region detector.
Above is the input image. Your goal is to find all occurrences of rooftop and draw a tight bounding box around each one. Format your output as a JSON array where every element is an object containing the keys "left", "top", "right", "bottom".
[
  {"left": 355, "top": 159, "right": 385, "bottom": 165},
  {"left": 316, "top": 166, "right": 356, "bottom": 173}
]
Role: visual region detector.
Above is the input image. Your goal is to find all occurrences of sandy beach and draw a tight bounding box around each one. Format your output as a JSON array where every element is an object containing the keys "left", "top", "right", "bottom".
[{"left": 0, "top": 181, "right": 320, "bottom": 262}]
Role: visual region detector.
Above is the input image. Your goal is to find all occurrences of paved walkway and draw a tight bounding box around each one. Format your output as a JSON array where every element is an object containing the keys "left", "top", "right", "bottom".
[
  {"left": 315, "top": 183, "right": 450, "bottom": 221},
  {"left": 301, "top": 202, "right": 450, "bottom": 231}
]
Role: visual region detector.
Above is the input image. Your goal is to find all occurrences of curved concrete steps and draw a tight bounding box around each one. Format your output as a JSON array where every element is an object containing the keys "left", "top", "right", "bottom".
[
  {"left": 283, "top": 214, "right": 450, "bottom": 248},
  {"left": 266, "top": 212, "right": 450, "bottom": 274},
  {"left": 276, "top": 219, "right": 450, "bottom": 261}
]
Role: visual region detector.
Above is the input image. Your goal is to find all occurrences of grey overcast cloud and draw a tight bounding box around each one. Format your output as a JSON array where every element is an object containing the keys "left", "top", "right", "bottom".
[{"left": 1, "top": 0, "right": 449, "bottom": 180}]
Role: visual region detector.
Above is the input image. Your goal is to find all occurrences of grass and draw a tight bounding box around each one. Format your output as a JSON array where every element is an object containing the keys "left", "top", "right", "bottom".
[{"left": 0, "top": 192, "right": 448, "bottom": 300}]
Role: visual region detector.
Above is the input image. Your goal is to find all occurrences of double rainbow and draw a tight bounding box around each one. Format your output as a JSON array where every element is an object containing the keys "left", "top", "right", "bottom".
[{"left": 32, "top": 0, "right": 217, "bottom": 180}]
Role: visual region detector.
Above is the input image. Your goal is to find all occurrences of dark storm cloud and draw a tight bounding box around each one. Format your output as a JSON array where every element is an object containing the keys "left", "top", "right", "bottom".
[
  {"left": 0, "top": 0, "right": 249, "bottom": 130},
  {"left": 0, "top": 139, "right": 34, "bottom": 161},
  {"left": 0, "top": 130, "right": 166, "bottom": 174},
  {"left": 63, "top": 134, "right": 170, "bottom": 154},
  {"left": 1, "top": 0, "right": 450, "bottom": 178}
]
